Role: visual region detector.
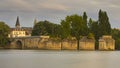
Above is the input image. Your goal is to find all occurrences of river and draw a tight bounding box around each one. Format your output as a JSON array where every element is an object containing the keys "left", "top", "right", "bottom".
[{"left": 0, "top": 50, "right": 120, "bottom": 68}]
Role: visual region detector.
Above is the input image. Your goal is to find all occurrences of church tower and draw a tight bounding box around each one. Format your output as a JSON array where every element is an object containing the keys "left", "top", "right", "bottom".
[{"left": 15, "top": 16, "right": 20, "bottom": 28}]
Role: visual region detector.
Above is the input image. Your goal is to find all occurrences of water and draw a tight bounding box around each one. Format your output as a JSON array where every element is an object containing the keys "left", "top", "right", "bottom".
[{"left": 0, "top": 50, "right": 120, "bottom": 68}]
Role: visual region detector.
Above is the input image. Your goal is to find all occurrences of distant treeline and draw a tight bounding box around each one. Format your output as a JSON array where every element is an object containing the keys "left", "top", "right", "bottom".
[
  {"left": 0, "top": 9, "right": 120, "bottom": 50},
  {"left": 32, "top": 9, "right": 112, "bottom": 49}
]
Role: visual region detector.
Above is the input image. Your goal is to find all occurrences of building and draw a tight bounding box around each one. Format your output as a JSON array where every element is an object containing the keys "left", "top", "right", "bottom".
[
  {"left": 99, "top": 35, "right": 115, "bottom": 50},
  {"left": 79, "top": 36, "right": 95, "bottom": 50},
  {"left": 8, "top": 16, "right": 32, "bottom": 38}
]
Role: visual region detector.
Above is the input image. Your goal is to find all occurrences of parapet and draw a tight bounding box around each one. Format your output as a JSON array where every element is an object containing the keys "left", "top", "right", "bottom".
[
  {"left": 102, "top": 35, "right": 112, "bottom": 39},
  {"left": 40, "top": 36, "right": 50, "bottom": 39}
]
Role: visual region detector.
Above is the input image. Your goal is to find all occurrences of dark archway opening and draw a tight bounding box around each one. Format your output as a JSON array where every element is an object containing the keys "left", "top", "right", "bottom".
[{"left": 16, "top": 40, "right": 22, "bottom": 49}]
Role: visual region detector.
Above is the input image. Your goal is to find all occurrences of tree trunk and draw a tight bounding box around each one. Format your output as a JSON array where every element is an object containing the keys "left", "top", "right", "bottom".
[{"left": 77, "top": 39, "right": 80, "bottom": 50}]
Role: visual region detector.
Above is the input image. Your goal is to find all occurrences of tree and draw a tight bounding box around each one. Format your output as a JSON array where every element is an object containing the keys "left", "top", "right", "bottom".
[
  {"left": 82, "top": 12, "right": 89, "bottom": 35},
  {"left": 90, "top": 21, "right": 99, "bottom": 49},
  {"left": 98, "top": 9, "right": 111, "bottom": 36},
  {"left": 60, "top": 14, "right": 89, "bottom": 50},
  {"left": 43, "top": 20, "right": 55, "bottom": 36},
  {"left": 0, "top": 21, "right": 10, "bottom": 47},
  {"left": 111, "top": 28, "right": 120, "bottom": 50},
  {"left": 87, "top": 33, "right": 94, "bottom": 39},
  {"left": 52, "top": 24, "right": 62, "bottom": 38},
  {"left": 32, "top": 20, "right": 61, "bottom": 37},
  {"left": 68, "top": 14, "right": 86, "bottom": 50},
  {"left": 90, "top": 21, "right": 99, "bottom": 40},
  {"left": 83, "top": 12, "right": 87, "bottom": 25},
  {"left": 32, "top": 21, "right": 47, "bottom": 36},
  {"left": 70, "top": 15, "right": 84, "bottom": 38},
  {"left": 60, "top": 19, "right": 71, "bottom": 39},
  {"left": 88, "top": 18, "right": 93, "bottom": 31}
]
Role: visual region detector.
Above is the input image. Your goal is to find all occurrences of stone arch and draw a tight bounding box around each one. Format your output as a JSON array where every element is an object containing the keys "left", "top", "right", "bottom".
[
  {"left": 7, "top": 40, "right": 11, "bottom": 45},
  {"left": 16, "top": 40, "right": 22, "bottom": 48}
]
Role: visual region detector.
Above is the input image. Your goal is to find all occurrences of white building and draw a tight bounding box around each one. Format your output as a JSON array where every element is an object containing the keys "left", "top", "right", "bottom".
[{"left": 8, "top": 16, "right": 32, "bottom": 38}]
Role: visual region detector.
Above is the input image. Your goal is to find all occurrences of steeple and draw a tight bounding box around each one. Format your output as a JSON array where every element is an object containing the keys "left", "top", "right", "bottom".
[
  {"left": 15, "top": 16, "right": 20, "bottom": 28},
  {"left": 34, "top": 18, "right": 37, "bottom": 26}
]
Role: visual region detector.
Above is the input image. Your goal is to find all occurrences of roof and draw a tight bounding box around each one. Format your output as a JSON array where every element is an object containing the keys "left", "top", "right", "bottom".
[
  {"left": 21, "top": 27, "right": 33, "bottom": 30},
  {"left": 10, "top": 27, "right": 32, "bottom": 32}
]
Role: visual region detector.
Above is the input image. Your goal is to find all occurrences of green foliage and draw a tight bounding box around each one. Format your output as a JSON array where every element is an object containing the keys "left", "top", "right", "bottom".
[
  {"left": 51, "top": 24, "right": 62, "bottom": 38},
  {"left": 90, "top": 21, "right": 99, "bottom": 40},
  {"left": 60, "top": 14, "right": 89, "bottom": 50},
  {"left": 88, "top": 10, "right": 111, "bottom": 41},
  {"left": 98, "top": 9, "right": 111, "bottom": 36},
  {"left": 87, "top": 33, "right": 94, "bottom": 39},
  {"left": 70, "top": 14, "right": 85, "bottom": 40},
  {"left": 83, "top": 12, "right": 87, "bottom": 25},
  {"left": 82, "top": 12, "right": 89, "bottom": 35},
  {"left": 88, "top": 18, "right": 93, "bottom": 30},
  {"left": 60, "top": 14, "right": 88, "bottom": 40},
  {"left": 32, "top": 20, "right": 61, "bottom": 38},
  {"left": 31, "top": 9, "right": 114, "bottom": 49},
  {"left": 88, "top": 20, "right": 99, "bottom": 49},
  {"left": 0, "top": 22, "right": 10, "bottom": 47},
  {"left": 32, "top": 21, "right": 47, "bottom": 36},
  {"left": 111, "top": 28, "right": 120, "bottom": 50},
  {"left": 60, "top": 20, "right": 71, "bottom": 39}
]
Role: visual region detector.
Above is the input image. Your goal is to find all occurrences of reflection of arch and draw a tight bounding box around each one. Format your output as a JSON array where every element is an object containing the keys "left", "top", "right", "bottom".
[{"left": 16, "top": 40, "right": 22, "bottom": 48}]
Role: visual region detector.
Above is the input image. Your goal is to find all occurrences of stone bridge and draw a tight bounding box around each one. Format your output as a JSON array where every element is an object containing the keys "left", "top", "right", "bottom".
[
  {"left": 8, "top": 36, "right": 78, "bottom": 50},
  {"left": 8, "top": 36, "right": 49, "bottom": 49},
  {"left": 8, "top": 36, "right": 96, "bottom": 50}
]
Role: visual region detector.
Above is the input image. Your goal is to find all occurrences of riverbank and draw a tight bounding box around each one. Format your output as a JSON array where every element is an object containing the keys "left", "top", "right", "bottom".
[{"left": 0, "top": 48, "right": 116, "bottom": 51}]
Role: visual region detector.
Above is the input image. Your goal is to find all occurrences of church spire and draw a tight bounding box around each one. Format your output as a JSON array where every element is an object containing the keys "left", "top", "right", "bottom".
[{"left": 15, "top": 16, "right": 20, "bottom": 28}]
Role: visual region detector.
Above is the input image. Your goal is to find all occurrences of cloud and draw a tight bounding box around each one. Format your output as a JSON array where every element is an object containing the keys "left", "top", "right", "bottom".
[
  {"left": 0, "top": 0, "right": 68, "bottom": 12},
  {"left": 0, "top": 0, "right": 120, "bottom": 28},
  {"left": 0, "top": 0, "right": 34, "bottom": 12}
]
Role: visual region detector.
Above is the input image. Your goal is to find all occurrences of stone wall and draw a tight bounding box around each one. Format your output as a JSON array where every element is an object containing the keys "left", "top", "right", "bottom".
[
  {"left": 45, "top": 40, "right": 61, "bottom": 50},
  {"left": 37, "top": 38, "right": 61, "bottom": 50},
  {"left": 79, "top": 36, "right": 95, "bottom": 50},
  {"left": 62, "top": 39, "right": 77, "bottom": 50},
  {"left": 8, "top": 36, "right": 78, "bottom": 50},
  {"left": 24, "top": 37, "right": 40, "bottom": 48},
  {"left": 37, "top": 39, "right": 77, "bottom": 50},
  {"left": 5, "top": 35, "right": 116, "bottom": 50},
  {"left": 99, "top": 35, "right": 115, "bottom": 50}
]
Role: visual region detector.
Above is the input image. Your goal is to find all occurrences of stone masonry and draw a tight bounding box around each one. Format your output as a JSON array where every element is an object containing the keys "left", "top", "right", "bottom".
[
  {"left": 79, "top": 36, "right": 95, "bottom": 50},
  {"left": 6, "top": 35, "right": 115, "bottom": 50},
  {"left": 99, "top": 35, "right": 115, "bottom": 50}
]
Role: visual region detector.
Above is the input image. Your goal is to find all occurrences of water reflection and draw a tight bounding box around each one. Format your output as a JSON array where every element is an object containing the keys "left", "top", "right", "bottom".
[{"left": 0, "top": 50, "right": 119, "bottom": 68}]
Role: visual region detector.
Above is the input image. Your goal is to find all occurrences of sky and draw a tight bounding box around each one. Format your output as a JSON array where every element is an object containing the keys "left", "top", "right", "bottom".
[{"left": 0, "top": 0, "right": 120, "bottom": 28}]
